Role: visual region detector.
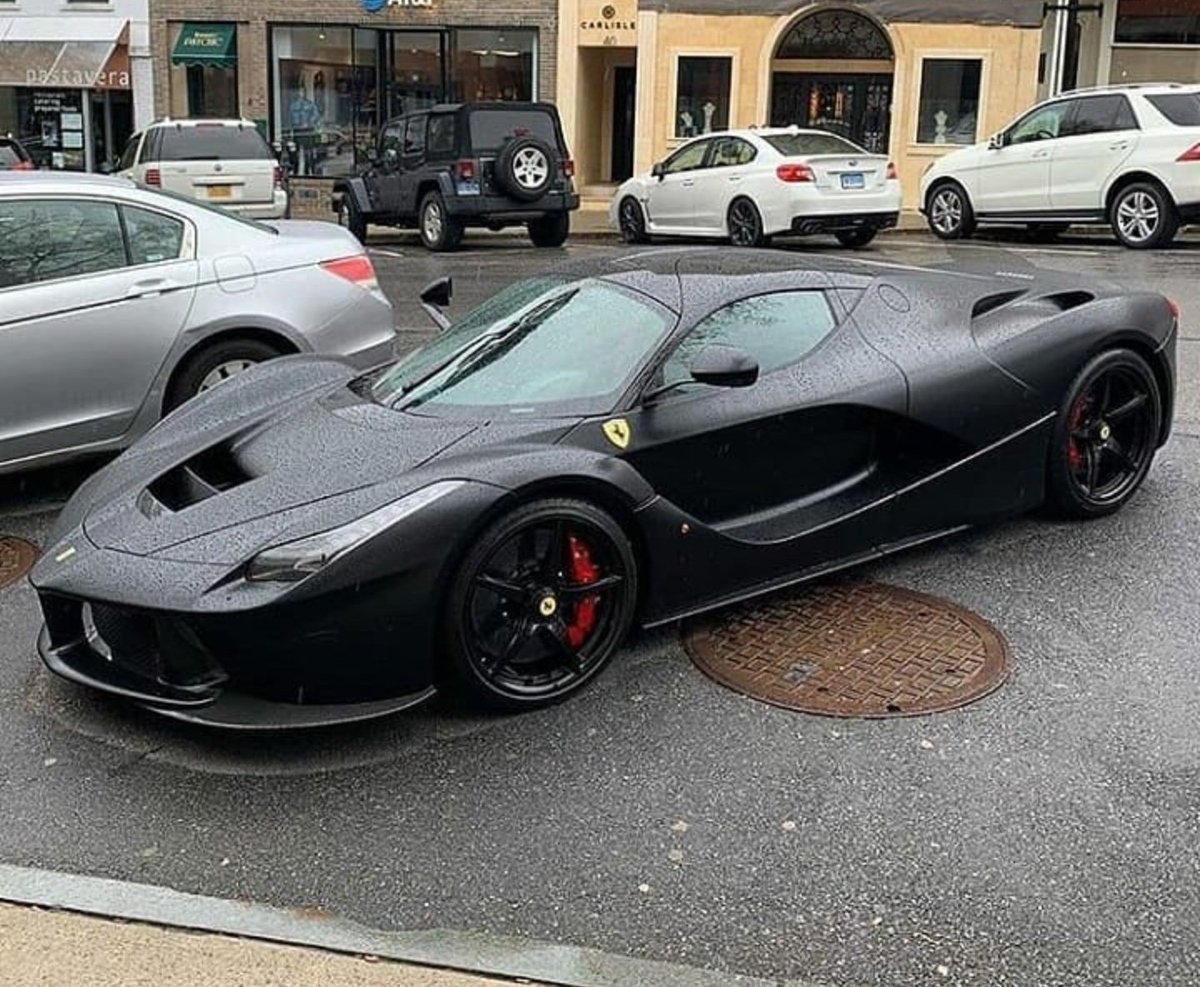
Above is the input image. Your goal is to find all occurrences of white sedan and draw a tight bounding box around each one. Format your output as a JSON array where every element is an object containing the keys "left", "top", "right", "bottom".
[{"left": 611, "top": 127, "right": 901, "bottom": 248}]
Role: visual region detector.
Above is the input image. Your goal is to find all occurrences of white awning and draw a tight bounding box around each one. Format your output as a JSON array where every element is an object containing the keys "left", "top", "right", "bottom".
[{"left": 0, "top": 18, "right": 128, "bottom": 89}]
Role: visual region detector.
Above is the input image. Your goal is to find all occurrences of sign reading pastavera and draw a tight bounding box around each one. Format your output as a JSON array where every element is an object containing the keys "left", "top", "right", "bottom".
[{"left": 579, "top": 0, "right": 636, "bottom": 45}]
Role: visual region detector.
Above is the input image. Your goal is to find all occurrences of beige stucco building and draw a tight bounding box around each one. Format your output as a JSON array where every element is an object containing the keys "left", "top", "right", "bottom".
[{"left": 558, "top": 0, "right": 1046, "bottom": 207}]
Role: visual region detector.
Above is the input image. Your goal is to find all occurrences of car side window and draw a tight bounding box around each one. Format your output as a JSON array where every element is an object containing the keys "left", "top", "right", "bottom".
[
  {"left": 404, "top": 114, "right": 427, "bottom": 166},
  {"left": 1007, "top": 103, "right": 1071, "bottom": 145},
  {"left": 663, "top": 139, "right": 712, "bottom": 174},
  {"left": 658, "top": 291, "right": 838, "bottom": 388},
  {"left": 709, "top": 137, "right": 756, "bottom": 168},
  {"left": 427, "top": 114, "right": 456, "bottom": 158},
  {"left": 379, "top": 121, "right": 404, "bottom": 162},
  {"left": 142, "top": 128, "right": 164, "bottom": 162},
  {"left": 1062, "top": 95, "right": 1138, "bottom": 136},
  {"left": 121, "top": 206, "right": 185, "bottom": 266},
  {"left": 117, "top": 133, "right": 141, "bottom": 171},
  {"left": 0, "top": 199, "right": 128, "bottom": 289}
]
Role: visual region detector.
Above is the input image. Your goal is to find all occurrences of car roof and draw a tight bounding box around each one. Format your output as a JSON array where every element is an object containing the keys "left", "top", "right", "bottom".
[
  {"left": 386, "top": 101, "right": 560, "bottom": 121},
  {"left": 144, "top": 118, "right": 261, "bottom": 130},
  {"left": 0, "top": 172, "right": 135, "bottom": 192}
]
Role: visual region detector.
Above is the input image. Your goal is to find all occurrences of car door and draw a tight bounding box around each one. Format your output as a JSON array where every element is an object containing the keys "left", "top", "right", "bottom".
[
  {"left": 622, "top": 287, "right": 908, "bottom": 567},
  {"left": 397, "top": 113, "right": 429, "bottom": 216},
  {"left": 1050, "top": 94, "right": 1140, "bottom": 212},
  {"left": 0, "top": 197, "right": 198, "bottom": 467},
  {"left": 371, "top": 120, "right": 406, "bottom": 219},
  {"left": 976, "top": 101, "right": 1072, "bottom": 213},
  {"left": 692, "top": 136, "right": 757, "bottom": 232},
  {"left": 644, "top": 138, "right": 712, "bottom": 231}
]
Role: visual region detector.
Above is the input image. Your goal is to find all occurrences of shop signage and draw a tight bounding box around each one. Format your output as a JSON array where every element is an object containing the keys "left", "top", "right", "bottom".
[
  {"left": 25, "top": 67, "right": 130, "bottom": 88},
  {"left": 362, "top": 0, "right": 435, "bottom": 11},
  {"left": 579, "top": 0, "right": 636, "bottom": 46}
]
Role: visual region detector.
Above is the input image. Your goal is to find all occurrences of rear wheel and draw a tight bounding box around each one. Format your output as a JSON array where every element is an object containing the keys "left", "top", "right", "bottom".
[
  {"left": 927, "top": 181, "right": 975, "bottom": 240},
  {"left": 528, "top": 212, "right": 570, "bottom": 247},
  {"left": 618, "top": 197, "right": 649, "bottom": 244},
  {"left": 1110, "top": 182, "right": 1178, "bottom": 249},
  {"left": 165, "top": 338, "right": 283, "bottom": 413},
  {"left": 419, "top": 191, "right": 463, "bottom": 252},
  {"left": 444, "top": 498, "right": 638, "bottom": 711},
  {"left": 728, "top": 198, "right": 769, "bottom": 248},
  {"left": 1046, "top": 348, "right": 1162, "bottom": 519},
  {"left": 337, "top": 194, "right": 367, "bottom": 244},
  {"left": 835, "top": 228, "right": 878, "bottom": 249}
]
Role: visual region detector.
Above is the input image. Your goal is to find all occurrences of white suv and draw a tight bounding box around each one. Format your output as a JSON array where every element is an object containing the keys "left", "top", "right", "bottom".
[
  {"left": 116, "top": 119, "right": 287, "bottom": 220},
  {"left": 919, "top": 84, "right": 1200, "bottom": 249}
]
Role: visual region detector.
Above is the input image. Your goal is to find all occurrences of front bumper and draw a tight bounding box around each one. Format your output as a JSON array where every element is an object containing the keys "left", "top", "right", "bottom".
[{"left": 790, "top": 210, "right": 899, "bottom": 235}]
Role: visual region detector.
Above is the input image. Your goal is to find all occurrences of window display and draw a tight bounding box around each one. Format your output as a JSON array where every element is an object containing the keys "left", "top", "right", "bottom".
[
  {"left": 451, "top": 30, "right": 535, "bottom": 102},
  {"left": 675, "top": 57, "right": 731, "bottom": 138},
  {"left": 916, "top": 59, "right": 981, "bottom": 145},
  {"left": 0, "top": 88, "right": 86, "bottom": 170}
]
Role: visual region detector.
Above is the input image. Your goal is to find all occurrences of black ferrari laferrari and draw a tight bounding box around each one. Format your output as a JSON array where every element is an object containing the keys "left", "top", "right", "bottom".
[{"left": 32, "top": 249, "right": 1176, "bottom": 727}]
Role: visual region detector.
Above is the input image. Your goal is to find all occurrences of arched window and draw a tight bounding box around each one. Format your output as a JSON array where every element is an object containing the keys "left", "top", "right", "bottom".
[{"left": 775, "top": 9, "right": 893, "bottom": 61}]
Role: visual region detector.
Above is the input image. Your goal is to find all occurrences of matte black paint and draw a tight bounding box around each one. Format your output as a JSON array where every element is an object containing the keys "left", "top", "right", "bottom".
[{"left": 30, "top": 248, "right": 1177, "bottom": 727}]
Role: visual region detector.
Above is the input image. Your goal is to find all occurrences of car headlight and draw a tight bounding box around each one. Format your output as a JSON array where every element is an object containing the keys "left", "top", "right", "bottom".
[{"left": 244, "top": 480, "right": 465, "bottom": 583}]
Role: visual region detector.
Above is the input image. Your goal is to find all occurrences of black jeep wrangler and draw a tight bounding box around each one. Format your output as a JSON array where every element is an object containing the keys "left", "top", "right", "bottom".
[{"left": 332, "top": 101, "right": 578, "bottom": 251}]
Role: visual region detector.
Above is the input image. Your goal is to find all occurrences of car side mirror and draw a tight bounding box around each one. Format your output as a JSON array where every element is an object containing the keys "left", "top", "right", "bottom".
[
  {"left": 988, "top": 132, "right": 1006, "bottom": 150},
  {"left": 689, "top": 345, "right": 759, "bottom": 388},
  {"left": 651, "top": 161, "right": 665, "bottom": 180},
  {"left": 419, "top": 276, "right": 453, "bottom": 331}
]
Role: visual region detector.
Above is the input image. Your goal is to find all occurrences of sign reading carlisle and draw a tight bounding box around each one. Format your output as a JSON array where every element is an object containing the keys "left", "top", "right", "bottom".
[{"left": 579, "top": 0, "right": 636, "bottom": 46}]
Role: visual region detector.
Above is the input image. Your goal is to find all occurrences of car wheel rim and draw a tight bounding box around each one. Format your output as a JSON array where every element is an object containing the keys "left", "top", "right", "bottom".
[
  {"left": 513, "top": 148, "right": 550, "bottom": 190},
  {"left": 1066, "top": 365, "right": 1157, "bottom": 506},
  {"left": 729, "top": 202, "right": 758, "bottom": 246},
  {"left": 1116, "top": 191, "right": 1160, "bottom": 243},
  {"left": 198, "top": 359, "right": 257, "bottom": 393},
  {"left": 931, "top": 189, "right": 962, "bottom": 234},
  {"left": 423, "top": 201, "right": 443, "bottom": 242},
  {"left": 464, "top": 518, "right": 629, "bottom": 698},
  {"left": 620, "top": 200, "right": 641, "bottom": 239}
]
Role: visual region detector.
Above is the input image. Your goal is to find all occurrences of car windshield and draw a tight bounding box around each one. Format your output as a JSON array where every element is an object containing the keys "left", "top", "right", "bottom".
[
  {"left": 157, "top": 125, "right": 273, "bottom": 161},
  {"left": 372, "top": 277, "right": 674, "bottom": 417},
  {"left": 765, "top": 133, "right": 865, "bottom": 156},
  {"left": 469, "top": 109, "right": 558, "bottom": 152}
]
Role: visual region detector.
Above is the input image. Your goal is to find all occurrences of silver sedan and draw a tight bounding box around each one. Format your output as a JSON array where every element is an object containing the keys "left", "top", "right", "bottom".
[{"left": 0, "top": 173, "right": 397, "bottom": 475}]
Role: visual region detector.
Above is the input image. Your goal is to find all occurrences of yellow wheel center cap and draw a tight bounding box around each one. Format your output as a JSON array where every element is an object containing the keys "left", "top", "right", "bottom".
[
  {"left": 538, "top": 596, "right": 558, "bottom": 617},
  {"left": 1099, "top": 423, "right": 1112, "bottom": 441}
]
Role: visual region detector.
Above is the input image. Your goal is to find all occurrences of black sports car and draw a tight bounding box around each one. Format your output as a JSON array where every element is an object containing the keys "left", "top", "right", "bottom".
[{"left": 32, "top": 249, "right": 1177, "bottom": 728}]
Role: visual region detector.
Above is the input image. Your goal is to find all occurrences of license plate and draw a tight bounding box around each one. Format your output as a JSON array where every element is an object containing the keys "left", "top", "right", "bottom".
[
  {"left": 840, "top": 173, "right": 865, "bottom": 190},
  {"left": 456, "top": 179, "right": 481, "bottom": 196},
  {"left": 206, "top": 185, "right": 232, "bottom": 199}
]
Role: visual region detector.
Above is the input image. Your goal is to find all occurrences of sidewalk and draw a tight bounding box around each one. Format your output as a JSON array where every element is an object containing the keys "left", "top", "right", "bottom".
[{"left": 0, "top": 903, "right": 543, "bottom": 987}]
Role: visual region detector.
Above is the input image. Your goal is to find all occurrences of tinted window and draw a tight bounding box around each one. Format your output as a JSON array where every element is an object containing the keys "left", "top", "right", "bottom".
[
  {"left": 660, "top": 291, "right": 837, "bottom": 387},
  {"left": 1147, "top": 93, "right": 1200, "bottom": 126},
  {"left": 1007, "top": 102, "right": 1071, "bottom": 144},
  {"left": 404, "top": 115, "right": 427, "bottom": 156},
  {"left": 375, "top": 279, "right": 673, "bottom": 416},
  {"left": 1063, "top": 95, "right": 1138, "bottom": 135},
  {"left": 117, "top": 133, "right": 141, "bottom": 171},
  {"left": 155, "top": 125, "right": 272, "bottom": 162},
  {"left": 764, "top": 133, "right": 864, "bottom": 156},
  {"left": 427, "top": 114, "right": 456, "bottom": 157},
  {"left": 468, "top": 109, "right": 558, "bottom": 152},
  {"left": 121, "top": 206, "right": 185, "bottom": 265},
  {"left": 664, "top": 139, "right": 711, "bottom": 174},
  {"left": 709, "top": 137, "right": 756, "bottom": 167},
  {"left": 0, "top": 200, "right": 127, "bottom": 289}
]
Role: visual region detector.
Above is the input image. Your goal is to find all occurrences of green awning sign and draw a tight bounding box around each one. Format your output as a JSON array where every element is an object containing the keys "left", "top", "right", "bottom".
[{"left": 171, "top": 23, "right": 237, "bottom": 67}]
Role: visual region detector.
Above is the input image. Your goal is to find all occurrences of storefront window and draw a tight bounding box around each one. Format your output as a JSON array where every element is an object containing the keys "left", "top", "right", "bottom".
[
  {"left": 451, "top": 29, "right": 536, "bottom": 102},
  {"left": 916, "top": 58, "right": 981, "bottom": 145},
  {"left": 388, "top": 32, "right": 444, "bottom": 118},
  {"left": 0, "top": 88, "right": 86, "bottom": 170},
  {"left": 675, "top": 56, "right": 731, "bottom": 138},
  {"left": 1116, "top": 0, "right": 1200, "bottom": 44},
  {"left": 272, "top": 26, "right": 379, "bottom": 178}
]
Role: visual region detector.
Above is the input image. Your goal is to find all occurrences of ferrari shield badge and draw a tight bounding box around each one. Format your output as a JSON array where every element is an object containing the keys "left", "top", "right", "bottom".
[{"left": 602, "top": 418, "right": 631, "bottom": 450}]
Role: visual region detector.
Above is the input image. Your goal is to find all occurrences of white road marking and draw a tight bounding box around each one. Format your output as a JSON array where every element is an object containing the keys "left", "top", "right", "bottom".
[{"left": 369, "top": 248, "right": 407, "bottom": 258}]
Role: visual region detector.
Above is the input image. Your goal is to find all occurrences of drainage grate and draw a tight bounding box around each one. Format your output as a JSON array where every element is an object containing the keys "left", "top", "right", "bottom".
[
  {"left": 682, "top": 582, "right": 1012, "bottom": 718},
  {"left": 0, "top": 536, "right": 37, "bottom": 591}
]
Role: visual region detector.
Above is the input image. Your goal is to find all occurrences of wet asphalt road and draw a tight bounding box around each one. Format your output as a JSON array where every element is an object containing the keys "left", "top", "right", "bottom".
[{"left": 3, "top": 229, "right": 1200, "bottom": 986}]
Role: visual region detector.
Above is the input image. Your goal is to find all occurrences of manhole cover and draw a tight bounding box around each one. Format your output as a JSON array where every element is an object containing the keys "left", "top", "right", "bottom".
[
  {"left": 0, "top": 536, "right": 37, "bottom": 591},
  {"left": 682, "top": 582, "right": 1012, "bottom": 718}
]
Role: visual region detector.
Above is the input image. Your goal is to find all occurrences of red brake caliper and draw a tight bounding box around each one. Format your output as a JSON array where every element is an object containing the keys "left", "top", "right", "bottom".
[
  {"left": 1067, "top": 396, "right": 1089, "bottom": 471},
  {"left": 565, "top": 534, "right": 601, "bottom": 649}
]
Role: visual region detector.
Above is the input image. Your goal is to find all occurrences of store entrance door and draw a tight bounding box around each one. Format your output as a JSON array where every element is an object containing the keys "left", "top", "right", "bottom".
[
  {"left": 610, "top": 66, "right": 636, "bottom": 182},
  {"left": 90, "top": 90, "right": 133, "bottom": 171},
  {"left": 770, "top": 73, "right": 892, "bottom": 154}
]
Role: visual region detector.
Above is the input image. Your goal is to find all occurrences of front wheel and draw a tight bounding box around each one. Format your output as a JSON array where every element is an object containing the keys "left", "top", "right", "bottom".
[
  {"left": 1110, "top": 182, "right": 1178, "bottom": 249},
  {"left": 1046, "top": 348, "right": 1162, "bottom": 519},
  {"left": 419, "top": 191, "right": 463, "bottom": 252},
  {"left": 835, "top": 228, "right": 878, "bottom": 249},
  {"left": 444, "top": 498, "right": 638, "bottom": 711},
  {"left": 728, "top": 198, "right": 769, "bottom": 248},
  {"left": 528, "top": 212, "right": 570, "bottom": 247}
]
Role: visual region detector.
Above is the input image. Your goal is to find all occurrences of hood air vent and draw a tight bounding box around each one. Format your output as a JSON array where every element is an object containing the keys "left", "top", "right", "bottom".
[{"left": 146, "top": 441, "right": 254, "bottom": 513}]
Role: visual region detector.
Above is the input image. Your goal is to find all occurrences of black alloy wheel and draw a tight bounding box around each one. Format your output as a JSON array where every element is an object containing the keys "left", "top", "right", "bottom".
[
  {"left": 728, "top": 198, "right": 768, "bottom": 248},
  {"left": 835, "top": 227, "right": 877, "bottom": 249},
  {"left": 445, "top": 498, "right": 638, "bottom": 711},
  {"left": 619, "top": 197, "right": 649, "bottom": 244},
  {"left": 338, "top": 195, "right": 367, "bottom": 244},
  {"left": 1047, "top": 348, "right": 1162, "bottom": 518}
]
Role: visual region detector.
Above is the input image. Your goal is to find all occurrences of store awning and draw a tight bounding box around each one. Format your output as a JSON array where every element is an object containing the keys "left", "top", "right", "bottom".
[
  {"left": 0, "top": 17, "right": 129, "bottom": 88},
  {"left": 171, "top": 23, "right": 237, "bottom": 67}
]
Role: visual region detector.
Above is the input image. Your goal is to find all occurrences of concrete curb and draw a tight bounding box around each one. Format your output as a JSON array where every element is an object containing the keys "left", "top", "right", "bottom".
[{"left": 0, "top": 863, "right": 787, "bottom": 987}]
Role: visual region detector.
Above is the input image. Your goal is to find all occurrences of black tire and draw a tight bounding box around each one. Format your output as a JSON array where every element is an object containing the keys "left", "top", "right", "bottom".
[
  {"left": 165, "top": 338, "right": 283, "bottom": 413},
  {"left": 444, "top": 497, "right": 638, "bottom": 712},
  {"left": 338, "top": 194, "right": 367, "bottom": 244},
  {"left": 419, "top": 191, "right": 463, "bottom": 252},
  {"left": 1046, "top": 348, "right": 1162, "bottom": 519},
  {"left": 1110, "top": 181, "right": 1178, "bottom": 249},
  {"left": 618, "top": 196, "right": 649, "bottom": 244},
  {"left": 528, "top": 212, "right": 570, "bottom": 247},
  {"left": 835, "top": 227, "right": 878, "bottom": 249},
  {"left": 926, "top": 181, "right": 976, "bottom": 240},
  {"left": 494, "top": 137, "right": 557, "bottom": 202},
  {"left": 728, "top": 197, "right": 769, "bottom": 248}
]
